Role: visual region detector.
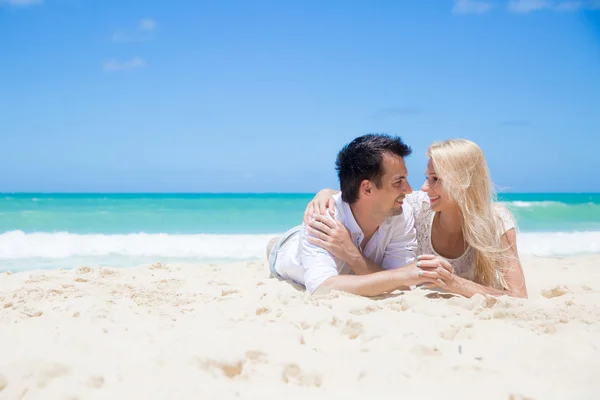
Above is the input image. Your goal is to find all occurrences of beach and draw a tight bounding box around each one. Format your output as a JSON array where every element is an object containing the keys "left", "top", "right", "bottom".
[{"left": 1, "top": 254, "right": 599, "bottom": 399}]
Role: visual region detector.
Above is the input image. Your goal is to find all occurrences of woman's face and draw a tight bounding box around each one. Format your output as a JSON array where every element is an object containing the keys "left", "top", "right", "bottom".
[{"left": 421, "top": 158, "right": 455, "bottom": 212}]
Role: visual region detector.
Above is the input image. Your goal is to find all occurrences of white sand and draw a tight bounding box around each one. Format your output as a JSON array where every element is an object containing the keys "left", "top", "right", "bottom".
[{"left": 1, "top": 255, "right": 599, "bottom": 400}]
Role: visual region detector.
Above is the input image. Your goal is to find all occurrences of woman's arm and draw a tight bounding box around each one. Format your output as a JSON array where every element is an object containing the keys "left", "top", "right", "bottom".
[
  {"left": 426, "top": 229, "right": 528, "bottom": 298},
  {"left": 496, "top": 228, "right": 528, "bottom": 297}
]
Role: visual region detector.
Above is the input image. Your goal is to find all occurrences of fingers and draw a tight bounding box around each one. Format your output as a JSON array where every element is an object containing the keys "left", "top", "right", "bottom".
[
  {"left": 303, "top": 207, "right": 311, "bottom": 225},
  {"left": 319, "top": 198, "right": 330, "bottom": 215},
  {"left": 308, "top": 221, "right": 331, "bottom": 237},
  {"left": 437, "top": 259, "right": 454, "bottom": 274},
  {"left": 304, "top": 202, "right": 318, "bottom": 224},
  {"left": 312, "top": 214, "right": 337, "bottom": 230},
  {"left": 306, "top": 226, "right": 330, "bottom": 242},
  {"left": 417, "top": 260, "right": 454, "bottom": 274},
  {"left": 416, "top": 268, "right": 449, "bottom": 288},
  {"left": 307, "top": 235, "right": 328, "bottom": 250},
  {"left": 303, "top": 196, "right": 335, "bottom": 225},
  {"left": 317, "top": 197, "right": 333, "bottom": 215},
  {"left": 326, "top": 197, "right": 336, "bottom": 214},
  {"left": 436, "top": 266, "right": 454, "bottom": 281},
  {"left": 416, "top": 260, "right": 441, "bottom": 269},
  {"left": 416, "top": 269, "right": 441, "bottom": 280},
  {"left": 417, "top": 255, "right": 454, "bottom": 274}
]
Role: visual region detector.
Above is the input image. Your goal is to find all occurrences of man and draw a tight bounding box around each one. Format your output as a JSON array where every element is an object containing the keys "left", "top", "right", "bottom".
[{"left": 267, "top": 134, "right": 444, "bottom": 297}]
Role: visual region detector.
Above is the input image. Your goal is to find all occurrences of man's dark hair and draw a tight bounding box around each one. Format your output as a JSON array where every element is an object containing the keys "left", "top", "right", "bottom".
[{"left": 335, "top": 133, "right": 412, "bottom": 204}]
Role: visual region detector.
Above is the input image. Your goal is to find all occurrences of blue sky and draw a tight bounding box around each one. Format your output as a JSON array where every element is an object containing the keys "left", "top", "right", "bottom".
[{"left": 0, "top": 0, "right": 598, "bottom": 193}]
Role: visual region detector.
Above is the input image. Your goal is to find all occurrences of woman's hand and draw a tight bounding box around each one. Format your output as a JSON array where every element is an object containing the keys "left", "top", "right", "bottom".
[
  {"left": 415, "top": 254, "right": 462, "bottom": 293},
  {"left": 398, "top": 263, "right": 448, "bottom": 288},
  {"left": 306, "top": 214, "right": 358, "bottom": 263},
  {"left": 303, "top": 189, "right": 339, "bottom": 224}
]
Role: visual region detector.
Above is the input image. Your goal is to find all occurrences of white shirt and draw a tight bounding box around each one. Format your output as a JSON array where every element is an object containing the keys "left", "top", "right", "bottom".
[
  {"left": 406, "top": 191, "right": 516, "bottom": 281},
  {"left": 273, "top": 193, "right": 418, "bottom": 294}
]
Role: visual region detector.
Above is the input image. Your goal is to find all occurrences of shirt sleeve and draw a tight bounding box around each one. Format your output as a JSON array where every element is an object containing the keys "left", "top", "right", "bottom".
[
  {"left": 381, "top": 202, "right": 418, "bottom": 270},
  {"left": 496, "top": 204, "right": 516, "bottom": 234},
  {"left": 300, "top": 210, "right": 341, "bottom": 295}
]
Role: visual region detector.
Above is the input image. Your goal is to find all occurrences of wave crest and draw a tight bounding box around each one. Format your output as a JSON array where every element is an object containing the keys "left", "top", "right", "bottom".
[
  {"left": 1, "top": 230, "right": 599, "bottom": 261},
  {"left": 0, "top": 231, "right": 275, "bottom": 260}
]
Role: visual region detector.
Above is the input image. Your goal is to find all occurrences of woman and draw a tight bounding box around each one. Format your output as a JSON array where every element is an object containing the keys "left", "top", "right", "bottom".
[{"left": 304, "top": 139, "right": 528, "bottom": 298}]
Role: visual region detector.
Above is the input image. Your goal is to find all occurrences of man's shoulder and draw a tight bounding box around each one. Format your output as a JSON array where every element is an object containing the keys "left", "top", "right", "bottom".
[{"left": 331, "top": 192, "right": 348, "bottom": 220}]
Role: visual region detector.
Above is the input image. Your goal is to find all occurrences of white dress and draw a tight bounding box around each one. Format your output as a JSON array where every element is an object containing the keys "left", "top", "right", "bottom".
[{"left": 405, "top": 191, "right": 515, "bottom": 281}]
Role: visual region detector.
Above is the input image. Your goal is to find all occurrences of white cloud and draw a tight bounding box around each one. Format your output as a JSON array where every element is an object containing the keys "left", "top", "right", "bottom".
[
  {"left": 0, "top": 0, "right": 43, "bottom": 5},
  {"left": 139, "top": 18, "right": 157, "bottom": 31},
  {"left": 578, "top": 0, "right": 600, "bottom": 8},
  {"left": 554, "top": 1, "right": 583, "bottom": 10},
  {"left": 453, "top": 0, "right": 494, "bottom": 14},
  {"left": 508, "top": 0, "right": 600, "bottom": 12},
  {"left": 103, "top": 57, "right": 146, "bottom": 72},
  {"left": 111, "top": 18, "right": 157, "bottom": 42},
  {"left": 554, "top": 1, "right": 583, "bottom": 11},
  {"left": 508, "top": 0, "right": 552, "bottom": 12}
]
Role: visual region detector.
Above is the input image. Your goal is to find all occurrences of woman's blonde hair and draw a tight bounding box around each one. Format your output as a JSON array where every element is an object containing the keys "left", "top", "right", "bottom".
[{"left": 427, "top": 139, "right": 514, "bottom": 289}]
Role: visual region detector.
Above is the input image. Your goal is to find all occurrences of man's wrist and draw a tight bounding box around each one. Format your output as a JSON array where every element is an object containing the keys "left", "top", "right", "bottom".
[
  {"left": 392, "top": 267, "right": 412, "bottom": 290},
  {"left": 346, "top": 249, "right": 366, "bottom": 269}
]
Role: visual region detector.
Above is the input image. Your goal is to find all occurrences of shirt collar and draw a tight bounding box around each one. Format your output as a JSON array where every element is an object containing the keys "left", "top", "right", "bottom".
[{"left": 333, "top": 193, "right": 363, "bottom": 235}]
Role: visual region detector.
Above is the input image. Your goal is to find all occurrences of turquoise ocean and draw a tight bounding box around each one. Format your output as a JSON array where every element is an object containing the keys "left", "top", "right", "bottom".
[{"left": 1, "top": 192, "right": 599, "bottom": 272}]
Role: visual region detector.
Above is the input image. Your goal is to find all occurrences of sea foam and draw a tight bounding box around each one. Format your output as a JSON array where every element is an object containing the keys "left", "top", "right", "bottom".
[
  {"left": 0, "top": 230, "right": 275, "bottom": 260},
  {"left": 1, "top": 230, "right": 599, "bottom": 261},
  {"left": 502, "top": 201, "right": 567, "bottom": 208}
]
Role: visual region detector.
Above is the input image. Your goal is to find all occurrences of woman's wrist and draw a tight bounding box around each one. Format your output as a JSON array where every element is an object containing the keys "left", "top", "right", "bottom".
[{"left": 448, "top": 276, "right": 470, "bottom": 297}]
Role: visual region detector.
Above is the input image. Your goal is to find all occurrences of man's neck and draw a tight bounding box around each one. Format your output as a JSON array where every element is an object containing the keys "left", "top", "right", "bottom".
[{"left": 349, "top": 202, "right": 385, "bottom": 245}]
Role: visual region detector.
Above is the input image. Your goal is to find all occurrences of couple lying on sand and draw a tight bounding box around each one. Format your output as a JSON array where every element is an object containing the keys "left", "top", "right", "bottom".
[{"left": 267, "top": 133, "right": 528, "bottom": 299}]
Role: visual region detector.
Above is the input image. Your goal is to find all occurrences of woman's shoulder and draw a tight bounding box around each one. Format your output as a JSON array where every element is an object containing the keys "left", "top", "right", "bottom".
[
  {"left": 405, "top": 191, "right": 432, "bottom": 227},
  {"left": 493, "top": 202, "right": 517, "bottom": 234},
  {"left": 406, "top": 190, "right": 430, "bottom": 209}
]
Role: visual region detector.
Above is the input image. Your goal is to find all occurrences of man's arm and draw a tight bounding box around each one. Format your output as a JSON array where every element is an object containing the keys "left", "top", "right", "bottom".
[
  {"left": 304, "top": 211, "right": 385, "bottom": 275},
  {"left": 314, "top": 264, "right": 440, "bottom": 297},
  {"left": 329, "top": 205, "right": 417, "bottom": 275},
  {"left": 346, "top": 254, "right": 385, "bottom": 275},
  {"left": 301, "top": 221, "right": 441, "bottom": 296}
]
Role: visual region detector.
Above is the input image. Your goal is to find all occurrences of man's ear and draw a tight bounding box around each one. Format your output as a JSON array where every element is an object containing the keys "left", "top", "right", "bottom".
[{"left": 360, "top": 180, "right": 372, "bottom": 196}]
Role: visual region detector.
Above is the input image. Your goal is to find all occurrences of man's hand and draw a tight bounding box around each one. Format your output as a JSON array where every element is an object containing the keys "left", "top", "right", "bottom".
[{"left": 306, "top": 214, "right": 358, "bottom": 264}]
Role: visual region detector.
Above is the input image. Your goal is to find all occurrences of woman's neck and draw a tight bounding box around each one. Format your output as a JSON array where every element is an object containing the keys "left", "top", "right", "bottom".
[
  {"left": 431, "top": 207, "right": 467, "bottom": 259},
  {"left": 436, "top": 208, "right": 463, "bottom": 235}
]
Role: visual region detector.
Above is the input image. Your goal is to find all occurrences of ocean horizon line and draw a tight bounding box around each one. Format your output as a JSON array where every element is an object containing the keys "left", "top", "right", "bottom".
[{"left": 2, "top": 191, "right": 600, "bottom": 195}]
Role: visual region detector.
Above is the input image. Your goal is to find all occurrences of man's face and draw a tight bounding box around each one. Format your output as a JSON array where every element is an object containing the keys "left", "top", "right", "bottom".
[{"left": 370, "top": 153, "right": 413, "bottom": 217}]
